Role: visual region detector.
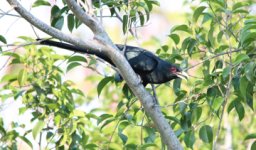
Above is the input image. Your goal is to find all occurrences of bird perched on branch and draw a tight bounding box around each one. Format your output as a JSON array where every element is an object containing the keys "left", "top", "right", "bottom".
[{"left": 38, "top": 39, "right": 188, "bottom": 86}]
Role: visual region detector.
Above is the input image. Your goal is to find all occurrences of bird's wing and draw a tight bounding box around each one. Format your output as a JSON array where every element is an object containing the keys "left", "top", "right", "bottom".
[{"left": 125, "top": 49, "right": 158, "bottom": 72}]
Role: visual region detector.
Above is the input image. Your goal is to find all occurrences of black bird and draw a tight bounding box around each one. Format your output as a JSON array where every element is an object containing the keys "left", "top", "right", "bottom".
[{"left": 38, "top": 39, "right": 188, "bottom": 86}]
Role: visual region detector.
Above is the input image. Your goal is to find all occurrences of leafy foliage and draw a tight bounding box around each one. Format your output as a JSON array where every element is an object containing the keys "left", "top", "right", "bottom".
[{"left": 1, "top": 0, "right": 256, "bottom": 149}]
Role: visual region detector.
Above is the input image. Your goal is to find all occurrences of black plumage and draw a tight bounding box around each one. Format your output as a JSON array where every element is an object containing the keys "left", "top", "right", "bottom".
[{"left": 38, "top": 39, "right": 187, "bottom": 85}]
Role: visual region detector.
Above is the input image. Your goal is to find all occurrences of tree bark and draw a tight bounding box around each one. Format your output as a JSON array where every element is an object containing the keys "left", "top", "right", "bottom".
[{"left": 7, "top": 0, "right": 183, "bottom": 149}]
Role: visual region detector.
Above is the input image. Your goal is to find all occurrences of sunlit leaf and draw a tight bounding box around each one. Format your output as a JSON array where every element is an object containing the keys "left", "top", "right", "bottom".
[
  {"left": 32, "top": 120, "right": 45, "bottom": 139},
  {"left": 212, "top": 97, "right": 223, "bottom": 111},
  {"left": 171, "top": 24, "right": 192, "bottom": 34},
  {"left": 169, "top": 34, "right": 180, "bottom": 45},
  {"left": 68, "top": 55, "right": 87, "bottom": 63},
  {"left": 18, "top": 69, "right": 27, "bottom": 86},
  {"left": 244, "top": 133, "right": 256, "bottom": 140},
  {"left": 32, "top": 0, "right": 51, "bottom": 7},
  {"left": 193, "top": 6, "right": 206, "bottom": 22}
]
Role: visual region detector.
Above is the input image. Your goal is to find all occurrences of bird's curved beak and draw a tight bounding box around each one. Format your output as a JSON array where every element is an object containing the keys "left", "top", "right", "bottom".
[{"left": 176, "top": 71, "right": 189, "bottom": 80}]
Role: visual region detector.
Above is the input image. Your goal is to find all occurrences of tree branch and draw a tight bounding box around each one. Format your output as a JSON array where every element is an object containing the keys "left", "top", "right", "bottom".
[
  {"left": 7, "top": 0, "right": 183, "bottom": 149},
  {"left": 184, "top": 49, "right": 242, "bottom": 71}
]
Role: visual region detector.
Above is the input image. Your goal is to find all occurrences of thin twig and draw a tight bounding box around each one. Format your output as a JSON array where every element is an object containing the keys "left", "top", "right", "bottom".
[
  {"left": 141, "top": 112, "right": 146, "bottom": 145},
  {"left": 184, "top": 49, "right": 242, "bottom": 71},
  {"left": 213, "top": 6, "right": 234, "bottom": 149}
]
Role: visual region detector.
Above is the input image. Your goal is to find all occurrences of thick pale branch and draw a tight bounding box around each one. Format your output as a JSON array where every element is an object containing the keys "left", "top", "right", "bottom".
[
  {"left": 7, "top": 0, "right": 183, "bottom": 149},
  {"left": 66, "top": 0, "right": 106, "bottom": 38}
]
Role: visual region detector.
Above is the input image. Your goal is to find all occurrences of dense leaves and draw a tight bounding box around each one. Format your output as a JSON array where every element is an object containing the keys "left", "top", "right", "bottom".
[{"left": 1, "top": 0, "right": 256, "bottom": 149}]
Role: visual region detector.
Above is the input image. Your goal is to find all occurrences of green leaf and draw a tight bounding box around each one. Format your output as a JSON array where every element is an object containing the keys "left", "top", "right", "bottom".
[
  {"left": 222, "top": 66, "right": 231, "bottom": 79},
  {"left": 97, "top": 77, "right": 113, "bottom": 97},
  {"left": 173, "top": 78, "right": 181, "bottom": 95},
  {"left": 18, "top": 69, "right": 27, "bottom": 86},
  {"left": 32, "top": 0, "right": 51, "bottom": 7},
  {"left": 138, "top": 11, "right": 145, "bottom": 26},
  {"left": 51, "top": 5, "right": 60, "bottom": 18},
  {"left": 66, "top": 62, "right": 81, "bottom": 72},
  {"left": 118, "top": 132, "right": 128, "bottom": 144},
  {"left": 202, "top": 13, "right": 213, "bottom": 24},
  {"left": 245, "top": 62, "right": 256, "bottom": 82},
  {"left": 1, "top": 73, "right": 17, "bottom": 83},
  {"left": 228, "top": 99, "right": 236, "bottom": 113},
  {"left": 85, "top": 144, "right": 98, "bottom": 149},
  {"left": 212, "top": 97, "right": 223, "bottom": 111},
  {"left": 181, "top": 37, "right": 191, "bottom": 50},
  {"left": 140, "top": 143, "right": 157, "bottom": 149},
  {"left": 193, "top": 6, "right": 206, "bottom": 22},
  {"left": 234, "top": 100, "right": 245, "bottom": 121},
  {"left": 240, "top": 76, "right": 248, "bottom": 100},
  {"left": 123, "top": 15, "right": 129, "bottom": 34},
  {"left": 188, "top": 38, "right": 197, "bottom": 56},
  {"left": 52, "top": 16, "right": 64, "bottom": 30},
  {"left": 32, "top": 120, "right": 45, "bottom": 139},
  {"left": 234, "top": 54, "right": 249, "bottom": 65},
  {"left": 245, "top": 133, "right": 256, "bottom": 140},
  {"left": 169, "top": 34, "right": 180, "bottom": 44},
  {"left": 240, "top": 32, "right": 256, "bottom": 46},
  {"left": 161, "top": 45, "right": 169, "bottom": 52},
  {"left": 0, "top": 35, "right": 7, "bottom": 44},
  {"left": 199, "top": 125, "right": 213, "bottom": 143},
  {"left": 232, "top": 2, "right": 249, "bottom": 11},
  {"left": 72, "top": 109, "right": 85, "bottom": 117},
  {"left": 184, "top": 131, "right": 195, "bottom": 148},
  {"left": 144, "top": 128, "right": 156, "bottom": 143},
  {"left": 19, "top": 136, "right": 33, "bottom": 148},
  {"left": 217, "top": 30, "right": 224, "bottom": 43},
  {"left": 19, "top": 107, "right": 27, "bottom": 115},
  {"left": 171, "top": 24, "right": 192, "bottom": 34},
  {"left": 208, "top": 25, "right": 215, "bottom": 46},
  {"left": 97, "top": 114, "right": 113, "bottom": 125},
  {"left": 68, "top": 55, "right": 87, "bottom": 63},
  {"left": 251, "top": 141, "right": 256, "bottom": 150},
  {"left": 46, "top": 132, "right": 54, "bottom": 141},
  {"left": 67, "top": 14, "right": 75, "bottom": 32}
]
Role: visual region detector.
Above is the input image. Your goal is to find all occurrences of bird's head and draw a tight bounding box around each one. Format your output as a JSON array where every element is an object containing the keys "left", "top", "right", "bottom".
[{"left": 168, "top": 65, "right": 188, "bottom": 80}]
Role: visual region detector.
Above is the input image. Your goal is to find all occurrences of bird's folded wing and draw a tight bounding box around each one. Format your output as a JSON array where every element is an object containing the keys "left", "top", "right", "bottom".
[{"left": 126, "top": 50, "right": 158, "bottom": 73}]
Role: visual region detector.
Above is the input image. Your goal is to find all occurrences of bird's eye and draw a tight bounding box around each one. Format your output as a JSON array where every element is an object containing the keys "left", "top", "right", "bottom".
[{"left": 169, "top": 67, "right": 177, "bottom": 73}]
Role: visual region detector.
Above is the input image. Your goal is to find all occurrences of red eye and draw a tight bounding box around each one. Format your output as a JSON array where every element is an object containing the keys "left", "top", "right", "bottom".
[{"left": 169, "top": 67, "right": 177, "bottom": 73}]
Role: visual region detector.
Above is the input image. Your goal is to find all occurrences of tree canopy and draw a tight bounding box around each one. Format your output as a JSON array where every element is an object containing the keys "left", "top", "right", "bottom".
[{"left": 0, "top": 0, "right": 256, "bottom": 150}]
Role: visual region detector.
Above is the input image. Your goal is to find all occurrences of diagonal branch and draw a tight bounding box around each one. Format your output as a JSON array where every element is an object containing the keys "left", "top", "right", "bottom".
[
  {"left": 184, "top": 49, "right": 242, "bottom": 71},
  {"left": 7, "top": 0, "right": 183, "bottom": 149}
]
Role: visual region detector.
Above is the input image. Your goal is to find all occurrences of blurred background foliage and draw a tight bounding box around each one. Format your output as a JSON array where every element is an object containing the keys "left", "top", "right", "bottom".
[{"left": 0, "top": 0, "right": 256, "bottom": 149}]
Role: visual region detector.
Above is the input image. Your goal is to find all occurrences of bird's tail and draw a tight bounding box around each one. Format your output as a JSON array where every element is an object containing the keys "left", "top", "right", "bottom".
[{"left": 37, "top": 39, "right": 113, "bottom": 65}]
